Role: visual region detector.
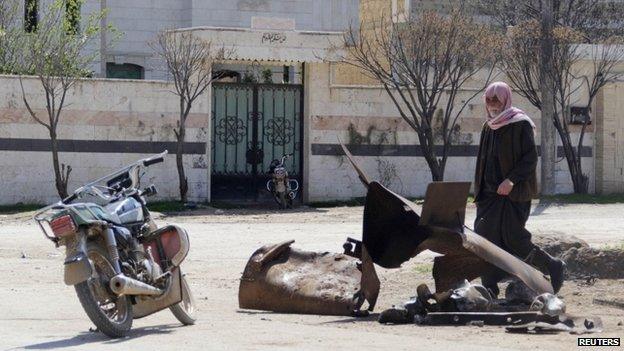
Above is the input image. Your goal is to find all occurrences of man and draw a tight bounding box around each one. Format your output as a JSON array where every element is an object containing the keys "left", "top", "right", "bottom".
[{"left": 474, "top": 81, "right": 565, "bottom": 297}]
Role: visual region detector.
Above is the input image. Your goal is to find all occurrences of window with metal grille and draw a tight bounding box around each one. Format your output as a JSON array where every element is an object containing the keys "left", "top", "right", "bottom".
[
  {"left": 65, "top": 0, "right": 81, "bottom": 34},
  {"left": 24, "top": 0, "right": 37, "bottom": 32},
  {"left": 106, "top": 63, "right": 144, "bottom": 80}
]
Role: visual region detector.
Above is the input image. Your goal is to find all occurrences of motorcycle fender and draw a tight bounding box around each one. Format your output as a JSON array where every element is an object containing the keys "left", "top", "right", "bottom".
[{"left": 63, "top": 232, "right": 93, "bottom": 285}]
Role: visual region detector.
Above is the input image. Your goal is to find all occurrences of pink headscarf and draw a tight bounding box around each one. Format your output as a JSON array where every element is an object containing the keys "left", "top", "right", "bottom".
[{"left": 484, "top": 82, "right": 536, "bottom": 130}]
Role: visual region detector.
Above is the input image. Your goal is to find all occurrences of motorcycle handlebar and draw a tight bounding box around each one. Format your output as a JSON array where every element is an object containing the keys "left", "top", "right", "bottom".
[
  {"left": 62, "top": 193, "right": 77, "bottom": 204},
  {"left": 143, "top": 157, "right": 164, "bottom": 167}
]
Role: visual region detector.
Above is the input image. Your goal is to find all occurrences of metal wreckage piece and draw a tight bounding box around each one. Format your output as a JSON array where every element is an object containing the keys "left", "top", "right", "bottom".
[
  {"left": 339, "top": 143, "right": 553, "bottom": 294},
  {"left": 237, "top": 143, "right": 601, "bottom": 333},
  {"left": 239, "top": 240, "right": 380, "bottom": 316}
]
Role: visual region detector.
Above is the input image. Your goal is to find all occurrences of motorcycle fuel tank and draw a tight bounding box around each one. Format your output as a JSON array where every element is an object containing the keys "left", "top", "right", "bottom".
[{"left": 105, "top": 197, "right": 144, "bottom": 224}]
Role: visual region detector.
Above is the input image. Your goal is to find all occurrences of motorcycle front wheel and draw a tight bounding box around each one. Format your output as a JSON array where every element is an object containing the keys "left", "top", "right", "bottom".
[
  {"left": 286, "top": 195, "right": 293, "bottom": 208},
  {"left": 169, "top": 271, "right": 196, "bottom": 325},
  {"left": 74, "top": 242, "right": 133, "bottom": 338},
  {"left": 278, "top": 192, "right": 287, "bottom": 209}
]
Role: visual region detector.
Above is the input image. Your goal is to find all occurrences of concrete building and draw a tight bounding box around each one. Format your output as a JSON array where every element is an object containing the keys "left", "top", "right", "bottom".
[
  {"left": 90, "top": 0, "right": 358, "bottom": 80},
  {"left": 0, "top": 0, "right": 622, "bottom": 205},
  {"left": 9, "top": 0, "right": 359, "bottom": 79}
]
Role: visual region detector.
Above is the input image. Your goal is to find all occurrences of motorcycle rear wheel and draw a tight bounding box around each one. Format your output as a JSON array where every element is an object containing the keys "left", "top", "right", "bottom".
[
  {"left": 74, "top": 242, "right": 133, "bottom": 338},
  {"left": 169, "top": 272, "right": 196, "bottom": 325}
]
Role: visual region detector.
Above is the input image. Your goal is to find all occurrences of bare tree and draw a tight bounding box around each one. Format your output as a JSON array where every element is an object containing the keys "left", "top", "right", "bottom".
[
  {"left": 151, "top": 30, "right": 231, "bottom": 202},
  {"left": 0, "top": 1, "right": 24, "bottom": 73},
  {"left": 340, "top": 6, "right": 500, "bottom": 181},
  {"left": 18, "top": 0, "right": 107, "bottom": 198},
  {"left": 551, "top": 30, "right": 624, "bottom": 193},
  {"left": 479, "top": 0, "right": 624, "bottom": 193}
]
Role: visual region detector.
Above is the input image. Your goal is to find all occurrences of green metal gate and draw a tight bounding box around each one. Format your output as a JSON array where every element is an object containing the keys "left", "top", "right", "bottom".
[{"left": 211, "top": 82, "right": 303, "bottom": 201}]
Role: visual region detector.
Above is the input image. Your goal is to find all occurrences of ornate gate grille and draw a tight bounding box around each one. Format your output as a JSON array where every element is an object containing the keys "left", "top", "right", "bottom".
[{"left": 211, "top": 82, "right": 303, "bottom": 201}]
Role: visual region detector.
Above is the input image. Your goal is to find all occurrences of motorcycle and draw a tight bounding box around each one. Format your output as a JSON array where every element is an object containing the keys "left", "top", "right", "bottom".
[
  {"left": 34, "top": 151, "right": 196, "bottom": 338},
  {"left": 266, "top": 153, "right": 299, "bottom": 209}
]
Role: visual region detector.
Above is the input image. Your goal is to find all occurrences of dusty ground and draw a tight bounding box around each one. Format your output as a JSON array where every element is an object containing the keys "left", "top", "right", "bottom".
[{"left": 1, "top": 202, "right": 623, "bottom": 350}]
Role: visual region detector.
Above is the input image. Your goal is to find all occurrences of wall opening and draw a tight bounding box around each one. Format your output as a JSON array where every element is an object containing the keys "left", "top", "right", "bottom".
[
  {"left": 24, "top": 0, "right": 38, "bottom": 32},
  {"left": 106, "top": 63, "right": 145, "bottom": 79}
]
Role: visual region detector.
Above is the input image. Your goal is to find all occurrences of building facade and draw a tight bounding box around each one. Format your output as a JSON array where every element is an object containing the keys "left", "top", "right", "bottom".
[
  {"left": 0, "top": 0, "right": 622, "bottom": 205},
  {"left": 92, "top": 0, "right": 359, "bottom": 80}
]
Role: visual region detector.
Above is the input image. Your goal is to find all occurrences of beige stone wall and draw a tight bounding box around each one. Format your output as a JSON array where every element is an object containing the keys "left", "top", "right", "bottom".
[
  {"left": 0, "top": 75, "right": 209, "bottom": 205},
  {"left": 305, "top": 0, "right": 600, "bottom": 200},
  {"left": 595, "top": 83, "right": 624, "bottom": 193},
  {"left": 331, "top": 0, "right": 394, "bottom": 87},
  {"left": 305, "top": 63, "right": 596, "bottom": 201}
]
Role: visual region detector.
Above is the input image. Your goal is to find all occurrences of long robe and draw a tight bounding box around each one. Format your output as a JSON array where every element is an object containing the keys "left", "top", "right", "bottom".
[{"left": 474, "top": 121, "right": 537, "bottom": 291}]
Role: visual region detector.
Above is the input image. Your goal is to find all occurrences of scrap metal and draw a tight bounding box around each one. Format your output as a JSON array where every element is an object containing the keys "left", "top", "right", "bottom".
[{"left": 238, "top": 240, "right": 380, "bottom": 316}]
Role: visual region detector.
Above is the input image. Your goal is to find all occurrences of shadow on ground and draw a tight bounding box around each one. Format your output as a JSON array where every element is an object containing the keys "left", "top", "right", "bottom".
[
  {"left": 320, "top": 314, "right": 380, "bottom": 324},
  {"left": 19, "top": 323, "right": 184, "bottom": 350},
  {"left": 530, "top": 199, "right": 554, "bottom": 216}
]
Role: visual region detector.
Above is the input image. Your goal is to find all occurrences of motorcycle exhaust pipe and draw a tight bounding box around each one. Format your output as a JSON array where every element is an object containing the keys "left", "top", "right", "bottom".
[{"left": 110, "top": 274, "right": 163, "bottom": 296}]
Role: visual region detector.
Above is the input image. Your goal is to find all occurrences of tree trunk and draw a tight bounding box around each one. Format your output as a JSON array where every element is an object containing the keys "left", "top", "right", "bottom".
[
  {"left": 417, "top": 130, "right": 445, "bottom": 181},
  {"left": 539, "top": 0, "right": 557, "bottom": 195},
  {"left": 176, "top": 125, "right": 188, "bottom": 203},
  {"left": 559, "top": 134, "right": 589, "bottom": 194},
  {"left": 50, "top": 130, "right": 69, "bottom": 199},
  {"left": 422, "top": 147, "right": 445, "bottom": 181},
  {"left": 431, "top": 164, "right": 445, "bottom": 182}
]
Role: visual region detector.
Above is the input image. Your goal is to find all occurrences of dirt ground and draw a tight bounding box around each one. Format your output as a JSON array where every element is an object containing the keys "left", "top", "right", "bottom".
[{"left": 1, "top": 202, "right": 623, "bottom": 350}]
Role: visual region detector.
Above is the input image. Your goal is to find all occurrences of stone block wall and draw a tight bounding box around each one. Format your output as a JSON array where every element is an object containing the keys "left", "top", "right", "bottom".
[
  {"left": 595, "top": 83, "right": 624, "bottom": 193},
  {"left": 304, "top": 63, "right": 596, "bottom": 202},
  {"left": 0, "top": 75, "right": 209, "bottom": 205}
]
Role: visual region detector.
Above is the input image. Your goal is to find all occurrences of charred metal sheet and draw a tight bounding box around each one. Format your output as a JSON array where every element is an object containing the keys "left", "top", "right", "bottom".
[
  {"left": 506, "top": 315, "right": 603, "bottom": 334},
  {"left": 341, "top": 142, "right": 554, "bottom": 295},
  {"left": 419, "top": 311, "right": 554, "bottom": 326},
  {"left": 412, "top": 304, "right": 601, "bottom": 334},
  {"left": 238, "top": 240, "right": 380, "bottom": 316},
  {"left": 361, "top": 181, "right": 553, "bottom": 294},
  {"left": 419, "top": 182, "right": 471, "bottom": 232}
]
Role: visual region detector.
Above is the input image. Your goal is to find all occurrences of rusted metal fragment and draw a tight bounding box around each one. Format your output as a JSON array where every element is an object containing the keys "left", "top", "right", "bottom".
[
  {"left": 419, "top": 181, "right": 471, "bottom": 231},
  {"left": 432, "top": 253, "right": 494, "bottom": 293},
  {"left": 361, "top": 181, "right": 553, "bottom": 294},
  {"left": 341, "top": 142, "right": 553, "bottom": 294},
  {"left": 238, "top": 240, "right": 380, "bottom": 316},
  {"left": 459, "top": 228, "right": 554, "bottom": 294}
]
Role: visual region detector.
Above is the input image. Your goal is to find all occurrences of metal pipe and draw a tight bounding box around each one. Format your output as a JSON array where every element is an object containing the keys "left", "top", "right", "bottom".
[{"left": 110, "top": 274, "right": 163, "bottom": 296}]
